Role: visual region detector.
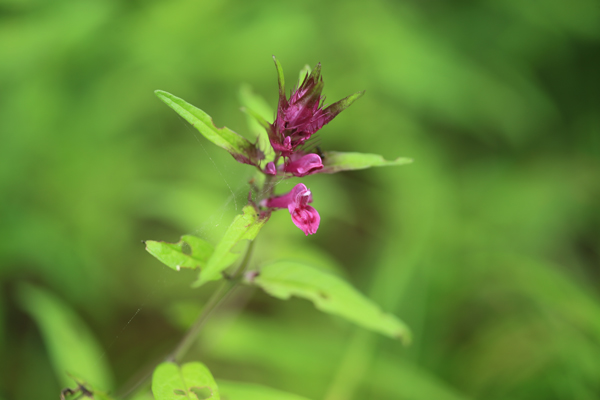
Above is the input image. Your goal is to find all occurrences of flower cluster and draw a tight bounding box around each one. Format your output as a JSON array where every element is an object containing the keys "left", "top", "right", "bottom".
[{"left": 260, "top": 58, "right": 363, "bottom": 235}]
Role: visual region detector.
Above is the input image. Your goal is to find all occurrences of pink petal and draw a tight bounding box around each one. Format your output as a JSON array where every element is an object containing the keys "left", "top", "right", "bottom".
[{"left": 283, "top": 153, "right": 323, "bottom": 177}]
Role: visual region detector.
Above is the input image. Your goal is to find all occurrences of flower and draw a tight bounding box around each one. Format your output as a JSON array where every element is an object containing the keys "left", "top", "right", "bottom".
[
  {"left": 262, "top": 183, "right": 320, "bottom": 235},
  {"left": 268, "top": 57, "right": 365, "bottom": 156},
  {"left": 264, "top": 161, "right": 277, "bottom": 175},
  {"left": 258, "top": 59, "right": 365, "bottom": 234},
  {"left": 282, "top": 153, "right": 323, "bottom": 177}
]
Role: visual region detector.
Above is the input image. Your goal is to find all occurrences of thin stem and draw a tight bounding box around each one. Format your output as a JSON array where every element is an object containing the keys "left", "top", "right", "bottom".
[
  {"left": 169, "top": 279, "right": 234, "bottom": 363},
  {"left": 172, "top": 241, "right": 254, "bottom": 362},
  {"left": 119, "top": 240, "right": 256, "bottom": 398},
  {"left": 169, "top": 239, "right": 255, "bottom": 363}
]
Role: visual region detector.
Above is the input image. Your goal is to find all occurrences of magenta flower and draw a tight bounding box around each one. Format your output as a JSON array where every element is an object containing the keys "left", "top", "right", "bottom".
[
  {"left": 268, "top": 57, "right": 364, "bottom": 156},
  {"left": 255, "top": 59, "right": 365, "bottom": 234},
  {"left": 263, "top": 183, "right": 320, "bottom": 235},
  {"left": 264, "top": 161, "right": 277, "bottom": 175},
  {"left": 282, "top": 153, "right": 323, "bottom": 177}
]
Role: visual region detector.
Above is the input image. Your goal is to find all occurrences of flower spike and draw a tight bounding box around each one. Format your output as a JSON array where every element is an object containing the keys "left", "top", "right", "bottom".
[{"left": 269, "top": 58, "right": 363, "bottom": 156}]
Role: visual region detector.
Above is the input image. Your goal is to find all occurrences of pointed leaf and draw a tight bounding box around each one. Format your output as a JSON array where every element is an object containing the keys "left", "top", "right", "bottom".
[
  {"left": 217, "top": 380, "right": 312, "bottom": 400},
  {"left": 16, "top": 284, "right": 114, "bottom": 389},
  {"left": 324, "top": 91, "right": 365, "bottom": 118},
  {"left": 273, "top": 56, "right": 286, "bottom": 105},
  {"left": 152, "top": 362, "right": 219, "bottom": 400},
  {"left": 239, "top": 85, "right": 276, "bottom": 164},
  {"left": 247, "top": 261, "right": 411, "bottom": 343},
  {"left": 145, "top": 235, "right": 215, "bottom": 271},
  {"left": 321, "top": 151, "right": 413, "bottom": 174},
  {"left": 239, "top": 84, "right": 273, "bottom": 133},
  {"left": 194, "top": 205, "right": 269, "bottom": 287},
  {"left": 155, "top": 90, "right": 262, "bottom": 165},
  {"left": 240, "top": 105, "right": 271, "bottom": 131},
  {"left": 297, "top": 64, "right": 312, "bottom": 85}
]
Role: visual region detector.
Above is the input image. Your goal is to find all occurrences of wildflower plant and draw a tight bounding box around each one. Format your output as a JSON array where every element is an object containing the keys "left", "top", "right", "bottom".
[{"left": 68, "top": 58, "right": 413, "bottom": 400}]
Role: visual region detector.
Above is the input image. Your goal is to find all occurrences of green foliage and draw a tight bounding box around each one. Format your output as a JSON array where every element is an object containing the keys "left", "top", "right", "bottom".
[
  {"left": 323, "top": 91, "right": 365, "bottom": 118},
  {"left": 194, "top": 205, "right": 269, "bottom": 287},
  {"left": 273, "top": 56, "right": 287, "bottom": 101},
  {"left": 155, "top": 90, "right": 262, "bottom": 165},
  {"left": 248, "top": 261, "right": 411, "bottom": 343},
  {"left": 238, "top": 85, "right": 273, "bottom": 140},
  {"left": 145, "top": 235, "right": 215, "bottom": 271},
  {"left": 152, "top": 362, "right": 219, "bottom": 400},
  {"left": 321, "top": 151, "right": 413, "bottom": 173},
  {"left": 218, "top": 380, "right": 312, "bottom": 400},
  {"left": 2, "top": 1, "right": 599, "bottom": 399},
  {"left": 16, "top": 284, "right": 113, "bottom": 390}
]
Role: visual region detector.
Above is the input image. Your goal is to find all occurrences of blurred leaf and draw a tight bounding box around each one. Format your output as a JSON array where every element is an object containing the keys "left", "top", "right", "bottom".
[
  {"left": 155, "top": 90, "right": 262, "bottom": 165},
  {"left": 321, "top": 151, "right": 413, "bottom": 173},
  {"left": 370, "top": 356, "right": 471, "bottom": 400},
  {"left": 194, "top": 205, "right": 269, "bottom": 287},
  {"left": 16, "top": 283, "right": 114, "bottom": 390},
  {"left": 152, "top": 362, "right": 219, "bottom": 400},
  {"left": 201, "top": 313, "right": 343, "bottom": 396},
  {"left": 218, "top": 380, "right": 312, "bottom": 400},
  {"left": 238, "top": 84, "right": 274, "bottom": 161},
  {"left": 130, "top": 391, "right": 155, "bottom": 400},
  {"left": 324, "top": 91, "right": 365, "bottom": 119},
  {"left": 145, "top": 235, "right": 217, "bottom": 272},
  {"left": 248, "top": 261, "right": 411, "bottom": 342}
]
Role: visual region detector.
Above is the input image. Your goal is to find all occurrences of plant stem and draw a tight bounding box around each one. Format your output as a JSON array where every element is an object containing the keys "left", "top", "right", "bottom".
[
  {"left": 169, "top": 279, "right": 234, "bottom": 363},
  {"left": 169, "top": 239, "right": 255, "bottom": 363},
  {"left": 119, "top": 240, "right": 256, "bottom": 398},
  {"left": 172, "top": 240, "right": 256, "bottom": 361}
]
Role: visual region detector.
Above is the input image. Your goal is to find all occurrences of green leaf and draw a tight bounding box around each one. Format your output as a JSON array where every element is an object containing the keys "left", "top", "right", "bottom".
[
  {"left": 155, "top": 90, "right": 262, "bottom": 165},
  {"left": 323, "top": 90, "right": 365, "bottom": 117},
  {"left": 238, "top": 84, "right": 273, "bottom": 136},
  {"left": 152, "top": 362, "right": 219, "bottom": 400},
  {"left": 273, "top": 56, "right": 286, "bottom": 102},
  {"left": 321, "top": 151, "right": 413, "bottom": 174},
  {"left": 248, "top": 261, "right": 411, "bottom": 343},
  {"left": 218, "top": 380, "right": 312, "bottom": 400},
  {"left": 297, "top": 64, "right": 311, "bottom": 83},
  {"left": 16, "top": 284, "right": 114, "bottom": 389},
  {"left": 194, "top": 205, "right": 269, "bottom": 287},
  {"left": 145, "top": 235, "right": 215, "bottom": 271},
  {"left": 238, "top": 86, "right": 275, "bottom": 163}
]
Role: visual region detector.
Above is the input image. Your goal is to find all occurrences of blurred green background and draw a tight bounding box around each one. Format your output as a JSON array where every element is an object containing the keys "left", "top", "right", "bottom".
[{"left": 1, "top": 0, "right": 600, "bottom": 399}]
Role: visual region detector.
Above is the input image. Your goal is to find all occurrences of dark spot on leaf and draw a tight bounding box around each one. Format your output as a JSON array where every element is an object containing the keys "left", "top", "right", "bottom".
[
  {"left": 173, "top": 389, "right": 186, "bottom": 396},
  {"left": 318, "top": 291, "right": 329, "bottom": 300},
  {"left": 181, "top": 241, "right": 192, "bottom": 255},
  {"left": 189, "top": 386, "right": 213, "bottom": 399}
]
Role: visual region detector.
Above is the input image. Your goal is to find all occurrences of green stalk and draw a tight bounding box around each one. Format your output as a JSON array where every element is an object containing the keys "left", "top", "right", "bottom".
[
  {"left": 119, "top": 236, "right": 257, "bottom": 399},
  {"left": 169, "top": 239, "right": 255, "bottom": 363}
]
